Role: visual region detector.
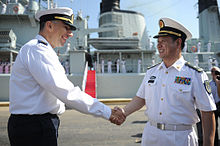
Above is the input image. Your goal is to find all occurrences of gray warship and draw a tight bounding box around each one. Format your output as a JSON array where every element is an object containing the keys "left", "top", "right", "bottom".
[{"left": 0, "top": 0, "right": 219, "bottom": 100}]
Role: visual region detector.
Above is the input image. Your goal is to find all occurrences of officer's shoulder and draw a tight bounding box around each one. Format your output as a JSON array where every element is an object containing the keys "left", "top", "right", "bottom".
[
  {"left": 185, "top": 62, "right": 203, "bottom": 72},
  {"left": 37, "top": 40, "right": 48, "bottom": 46},
  {"left": 147, "top": 62, "right": 160, "bottom": 70}
]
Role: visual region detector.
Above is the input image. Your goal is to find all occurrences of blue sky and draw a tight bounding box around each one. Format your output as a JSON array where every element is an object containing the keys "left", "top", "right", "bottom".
[{"left": 56, "top": 0, "right": 220, "bottom": 41}]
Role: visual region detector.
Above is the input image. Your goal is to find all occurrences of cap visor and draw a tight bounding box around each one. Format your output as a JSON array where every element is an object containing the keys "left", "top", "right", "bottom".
[
  {"left": 63, "top": 21, "right": 76, "bottom": 30},
  {"left": 153, "top": 34, "right": 169, "bottom": 38}
]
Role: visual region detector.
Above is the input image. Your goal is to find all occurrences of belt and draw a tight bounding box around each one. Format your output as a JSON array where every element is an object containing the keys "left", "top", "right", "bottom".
[
  {"left": 11, "top": 113, "right": 57, "bottom": 118},
  {"left": 149, "top": 121, "right": 192, "bottom": 131}
]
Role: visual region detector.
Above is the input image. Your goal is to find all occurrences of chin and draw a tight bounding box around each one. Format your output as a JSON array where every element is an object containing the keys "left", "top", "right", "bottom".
[
  {"left": 159, "top": 54, "right": 164, "bottom": 58},
  {"left": 61, "top": 41, "right": 66, "bottom": 46}
]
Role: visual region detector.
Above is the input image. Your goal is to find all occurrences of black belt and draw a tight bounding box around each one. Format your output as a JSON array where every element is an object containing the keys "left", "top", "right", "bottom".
[{"left": 11, "top": 113, "right": 57, "bottom": 118}]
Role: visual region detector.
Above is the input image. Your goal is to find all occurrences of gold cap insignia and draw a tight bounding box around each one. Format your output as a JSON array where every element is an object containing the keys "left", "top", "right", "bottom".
[{"left": 159, "top": 20, "right": 164, "bottom": 28}]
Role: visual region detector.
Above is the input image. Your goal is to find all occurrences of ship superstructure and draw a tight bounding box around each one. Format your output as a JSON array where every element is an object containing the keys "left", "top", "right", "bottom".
[
  {"left": 88, "top": 0, "right": 155, "bottom": 74},
  {"left": 198, "top": 0, "right": 220, "bottom": 52},
  {"left": 89, "top": 0, "right": 150, "bottom": 50},
  {"left": 0, "top": 0, "right": 220, "bottom": 100}
]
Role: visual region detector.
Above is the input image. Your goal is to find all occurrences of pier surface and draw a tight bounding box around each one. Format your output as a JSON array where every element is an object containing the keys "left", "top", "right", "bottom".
[{"left": 0, "top": 104, "right": 146, "bottom": 146}]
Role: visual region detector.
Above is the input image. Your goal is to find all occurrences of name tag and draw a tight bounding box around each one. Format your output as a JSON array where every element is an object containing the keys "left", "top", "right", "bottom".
[
  {"left": 148, "top": 76, "right": 156, "bottom": 83},
  {"left": 148, "top": 80, "right": 155, "bottom": 83},
  {"left": 174, "top": 76, "right": 191, "bottom": 85}
]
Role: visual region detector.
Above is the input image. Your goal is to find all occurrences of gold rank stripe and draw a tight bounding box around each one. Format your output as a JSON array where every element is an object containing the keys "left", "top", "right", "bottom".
[
  {"left": 54, "top": 16, "right": 73, "bottom": 24},
  {"left": 159, "top": 30, "right": 181, "bottom": 37}
]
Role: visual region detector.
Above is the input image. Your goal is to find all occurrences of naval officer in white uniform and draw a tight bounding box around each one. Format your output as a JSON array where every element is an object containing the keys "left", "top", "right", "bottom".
[
  {"left": 7, "top": 7, "right": 125, "bottom": 146},
  {"left": 113, "top": 18, "right": 216, "bottom": 146}
]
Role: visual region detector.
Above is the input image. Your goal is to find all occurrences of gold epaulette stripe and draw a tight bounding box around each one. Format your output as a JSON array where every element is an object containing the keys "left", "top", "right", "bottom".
[
  {"left": 185, "top": 62, "right": 203, "bottom": 72},
  {"left": 147, "top": 62, "right": 161, "bottom": 70}
]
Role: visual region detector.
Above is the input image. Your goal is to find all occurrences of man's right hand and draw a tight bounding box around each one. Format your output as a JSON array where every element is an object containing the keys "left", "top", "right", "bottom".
[{"left": 109, "top": 107, "right": 126, "bottom": 125}]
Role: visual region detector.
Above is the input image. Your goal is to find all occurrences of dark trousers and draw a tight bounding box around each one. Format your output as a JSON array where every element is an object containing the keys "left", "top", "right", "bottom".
[
  {"left": 215, "top": 110, "right": 219, "bottom": 146},
  {"left": 197, "top": 103, "right": 220, "bottom": 146},
  {"left": 214, "top": 102, "right": 220, "bottom": 146},
  {"left": 8, "top": 113, "right": 60, "bottom": 146},
  {"left": 196, "top": 109, "right": 203, "bottom": 146}
]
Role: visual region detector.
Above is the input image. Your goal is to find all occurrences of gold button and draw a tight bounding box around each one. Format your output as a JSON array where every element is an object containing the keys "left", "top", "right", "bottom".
[
  {"left": 148, "top": 84, "right": 151, "bottom": 86},
  {"left": 161, "top": 98, "right": 163, "bottom": 101},
  {"left": 179, "top": 89, "right": 182, "bottom": 92},
  {"left": 159, "top": 112, "right": 162, "bottom": 115},
  {"left": 162, "top": 84, "right": 165, "bottom": 87},
  {"left": 165, "top": 71, "right": 168, "bottom": 74}
]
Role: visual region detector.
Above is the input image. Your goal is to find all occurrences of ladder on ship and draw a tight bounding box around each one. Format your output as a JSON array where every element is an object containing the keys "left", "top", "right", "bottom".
[{"left": 85, "top": 70, "right": 96, "bottom": 98}]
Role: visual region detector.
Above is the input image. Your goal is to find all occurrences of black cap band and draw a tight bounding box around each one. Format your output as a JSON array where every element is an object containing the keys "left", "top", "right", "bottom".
[
  {"left": 40, "top": 13, "right": 76, "bottom": 30},
  {"left": 154, "top": 26, "right": 186, "bottom": 41}
]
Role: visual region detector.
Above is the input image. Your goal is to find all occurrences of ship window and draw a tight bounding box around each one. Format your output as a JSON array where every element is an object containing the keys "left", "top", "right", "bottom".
[
  {"left": 99, "top": 13, "right": 122, "bottom": 26},
  {"left": 112, "top": 14, "right": 122, "bottom": 24},
  {"left": 98, "top": 25, "right": 120, "bottom": 37}
]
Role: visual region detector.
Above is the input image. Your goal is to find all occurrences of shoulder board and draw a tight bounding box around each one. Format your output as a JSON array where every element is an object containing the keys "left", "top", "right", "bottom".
[
  {"left": 38, "top": 40, "right": 48, "bottom": 46},
  {"left": 147, "top": 62, "right": 161, "bottom": 70},
  {"left": 185, "top": 62, "right": 203, "bottom": 72}
]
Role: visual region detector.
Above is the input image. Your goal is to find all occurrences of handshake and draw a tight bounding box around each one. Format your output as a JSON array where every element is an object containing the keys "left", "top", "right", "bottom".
[{"left": 109, "top": 106, "right": 126, "bottom": 125}]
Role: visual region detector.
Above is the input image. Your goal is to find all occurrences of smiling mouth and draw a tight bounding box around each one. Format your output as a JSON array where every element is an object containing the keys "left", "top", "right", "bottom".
[
  {"left": 63, "top": 36, "right": 68, "bottom": 40},
  {"left": 159, "top": 49, "right": 164, "bottom": 53}
]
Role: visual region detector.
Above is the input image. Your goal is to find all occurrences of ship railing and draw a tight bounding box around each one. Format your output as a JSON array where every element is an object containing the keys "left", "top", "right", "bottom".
[
  {"left": 82, "top": 61, "right": 88, "bottom": 92},
  {"left": 94, "top": 63, "right": 147, "bottom": 73}
]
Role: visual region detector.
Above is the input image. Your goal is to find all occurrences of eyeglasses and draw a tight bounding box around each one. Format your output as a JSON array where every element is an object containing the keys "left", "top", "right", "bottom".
[{"left": 212, "top": 70, "right": 220, "bottom": 75}]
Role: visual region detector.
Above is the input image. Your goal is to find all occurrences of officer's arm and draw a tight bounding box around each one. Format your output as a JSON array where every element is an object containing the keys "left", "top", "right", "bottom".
[
  {"left": 123, "top": 96, "right": 145, "bottom": 117},
  {"left": 201, "top": 110, "right": 215, "bottom": 146}
]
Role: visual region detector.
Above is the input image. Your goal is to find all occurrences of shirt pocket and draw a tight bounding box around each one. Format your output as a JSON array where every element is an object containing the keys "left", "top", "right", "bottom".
[
  {"left": 169, "top": 84, "right": 192, "bottom": 106},
  {"left": 145, "top": 79, "right": 157, "bottom": 106}
]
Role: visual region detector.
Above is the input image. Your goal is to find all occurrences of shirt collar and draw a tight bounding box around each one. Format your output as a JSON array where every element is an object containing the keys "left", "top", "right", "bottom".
[{"left": 157, "top": 56, "right": 186, "bottom": 71}]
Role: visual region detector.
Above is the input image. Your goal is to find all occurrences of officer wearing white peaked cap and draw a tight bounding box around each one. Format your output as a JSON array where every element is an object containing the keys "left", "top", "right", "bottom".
[
  {"left": 8, "top": 7, "right": 125, "bottom": 146},
  {"left": 117, "top": 18, "right": 216, "bottom": 146}
]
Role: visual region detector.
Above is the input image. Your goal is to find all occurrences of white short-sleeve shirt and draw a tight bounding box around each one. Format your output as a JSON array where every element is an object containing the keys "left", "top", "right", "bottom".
[{"left": 136, "top": 56, "right": 216, "bottom": 125}]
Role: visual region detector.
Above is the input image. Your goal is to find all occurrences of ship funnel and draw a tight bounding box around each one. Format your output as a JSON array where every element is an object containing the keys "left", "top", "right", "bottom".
[
  {"left": 198, "top": 0, "right": 220, "bottom": 52},
  {"left": 199, "top": 0, "right": 218, "bottom": 14},
  {"left": 100, "top": 0, "right": 120, "bottom": 14}
]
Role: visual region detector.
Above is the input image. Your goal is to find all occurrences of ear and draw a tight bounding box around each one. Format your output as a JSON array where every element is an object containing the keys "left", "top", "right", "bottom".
[
  {"left": 176, "top": 38, "right": 182, "bottom": 49},
  {"left": 45, "top": 21, "right": 54, "bottom": 32}
]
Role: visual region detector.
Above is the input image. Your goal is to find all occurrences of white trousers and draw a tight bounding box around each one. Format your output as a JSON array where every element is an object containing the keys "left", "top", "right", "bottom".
[
  {"left": 141, "top": 122, "right": 198, "bottom": 146},
  {"left": 108, "top": 66, "right": 112, "bottom": 73}
]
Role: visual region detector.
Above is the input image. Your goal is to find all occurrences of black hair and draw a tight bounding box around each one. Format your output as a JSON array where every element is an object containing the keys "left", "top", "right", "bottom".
[
  {"left": 170, "top": 35, "right": 185, "bottom": 50},
  {"left": 39, "top": 21, "right": 46, "bottom": 32},
  {"left": 39, "top": 20, "right": 58, "bottom": 32}
]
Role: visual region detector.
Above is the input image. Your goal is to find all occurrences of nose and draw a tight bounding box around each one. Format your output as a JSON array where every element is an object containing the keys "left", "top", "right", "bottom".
[
  {"left": 157, "top": 43, "right": 161, "bottom": 49},
  {"left": 68, "top": 31, "right": 73, "bottom": 37}
]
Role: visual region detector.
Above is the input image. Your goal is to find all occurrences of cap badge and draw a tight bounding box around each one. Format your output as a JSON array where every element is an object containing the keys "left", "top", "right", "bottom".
[{"left": 159, "top": 20, "right": 164, "bottom": 28}]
